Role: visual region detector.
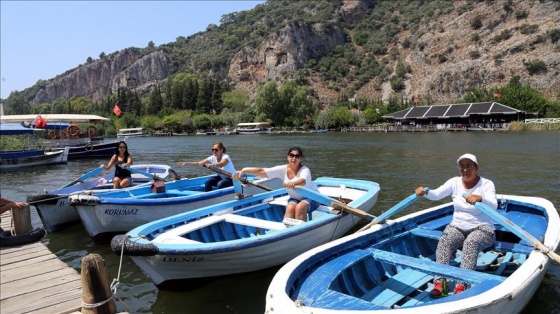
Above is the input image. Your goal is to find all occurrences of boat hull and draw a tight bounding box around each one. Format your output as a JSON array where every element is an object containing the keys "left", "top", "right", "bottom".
[
  {"left": 0, "top": 147, "right": 69, "bottom": 170},
  {"left": 265, "top": 195, "right": 560, "bottom": 314},
  {"left": 29, "top": 164, "right": 174, "bottom": 233},
  {"left": 111, "top": 177, "right": 380, "bottom": 286}
]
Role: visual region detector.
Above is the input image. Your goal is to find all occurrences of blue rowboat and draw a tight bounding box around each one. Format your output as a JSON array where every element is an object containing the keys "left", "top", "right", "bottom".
[
  {"left": 110, "top": 177, "right": 380, "bottom": 287},
  {"left": 265, "top": 195, "right": 560, "bottom": 314}
]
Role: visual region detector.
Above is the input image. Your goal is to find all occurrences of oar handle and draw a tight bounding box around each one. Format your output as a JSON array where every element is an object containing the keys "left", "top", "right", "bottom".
[
  {"left": 357, "top": 187, "right": 428, "bottom": 232},
  {"left": 61, "top": 167, "right": 103, "bottom": 188},
  {"left": 464, "top": 193, "right": 560, "bottom": 264},
  {"left": 292, "top": 186, "right": 375, "bottom": 221},
  {"left": 205, "top": 165, "right": 273, "bottom": 191}
]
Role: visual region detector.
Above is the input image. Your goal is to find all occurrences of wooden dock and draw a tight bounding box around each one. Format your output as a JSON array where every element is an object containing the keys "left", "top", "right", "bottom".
[{"left": 1, "top": 211, "right": 82, "bottom": 314}]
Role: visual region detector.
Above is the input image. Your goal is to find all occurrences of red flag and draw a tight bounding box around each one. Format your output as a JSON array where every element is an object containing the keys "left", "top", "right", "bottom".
[
  {"left": 33, "top": 115, "right": 47, "bottom": 128},
  {"left": 113, "top": 103, "right": 122, "bottom": 117},
  {"left": 414, "top": 98, "right": 420, "bottom": 104},
  {"left": 493, "top": 92, "right": 501, "bottom": 98}
]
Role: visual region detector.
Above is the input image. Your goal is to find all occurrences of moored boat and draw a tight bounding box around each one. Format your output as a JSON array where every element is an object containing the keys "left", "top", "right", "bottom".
[
  {"left": 236, "top": 122, "right": 273, "bottom": 134},
  {"left": 69, "top": 175, "right": 283, "bottom": 240},
  {"left": 265, "top": 195, "right": 560, "bottom": 314},
  {"left": 110, "top": 177, "right": 380, "bottom": 287},
  {"left": 1, "top": 114, "right": 119, "bottom": 159},
  {"left": 28, "top": 164, "right": 177, "bottom": 233},
  {"left": 117, "top": 127, "right": 149, "bottom": 138}
]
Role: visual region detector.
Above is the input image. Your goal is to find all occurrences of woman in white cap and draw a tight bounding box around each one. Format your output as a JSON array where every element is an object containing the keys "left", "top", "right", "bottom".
[{"left": 415, "top": 153, "right": 497, "bottom": 297}]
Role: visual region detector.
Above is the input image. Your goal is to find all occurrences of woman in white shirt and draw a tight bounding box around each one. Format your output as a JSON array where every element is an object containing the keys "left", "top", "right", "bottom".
[
  {"left": 234, "top": 146, "right": 319, "bottom": 222},
  {"left": 415, "top": 153, "right": 497, "bottom": 297},
  {"left": 177, "top": 141, "right": 236, "bottom": 192}
]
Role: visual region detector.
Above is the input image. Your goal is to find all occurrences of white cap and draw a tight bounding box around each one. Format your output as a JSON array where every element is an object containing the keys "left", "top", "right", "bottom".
[{"left": 457, "top": 153, "right": 478, "bottom": 166}]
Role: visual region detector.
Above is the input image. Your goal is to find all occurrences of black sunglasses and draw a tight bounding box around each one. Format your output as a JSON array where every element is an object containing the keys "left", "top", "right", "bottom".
[
  {"left": 211, "top": 148, "right": 219, "bottom": 152},
  {"left": 288, "top": 153, "right": 301, "bottom": 158}
]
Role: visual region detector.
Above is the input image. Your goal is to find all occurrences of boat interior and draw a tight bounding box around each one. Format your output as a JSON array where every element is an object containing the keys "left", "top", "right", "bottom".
[{"left": 290, "top": 199, "right": 548, "bottom": 310}]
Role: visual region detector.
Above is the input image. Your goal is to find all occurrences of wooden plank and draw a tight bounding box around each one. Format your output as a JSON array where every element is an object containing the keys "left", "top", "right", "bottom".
[
  {"left": 495, "top": 252, "right": 513, "bottom": 276},
  {"left": 0, "top": 214, "right": 82, "bottom": 314},
  {"left": 476, "top": 251, "right": 499, "bottom": 270},
  {"left": 370, "top": 269, "right": 432, "bottom": 307}
]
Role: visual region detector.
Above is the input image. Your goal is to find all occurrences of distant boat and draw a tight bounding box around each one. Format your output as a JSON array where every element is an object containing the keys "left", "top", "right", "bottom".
[
  {"left": 117, "top": 127, "right": 149, "bottom": 138},
  {"left": 265, "top": 195, "right": 560, "bottom": 314},
  {"left": 110, "top": 177, "right": 380, "bottom": 286},
  {"left": 0, "top": 122, "right": 69, "bottom": 170},
  {"left": 0, "top": 114, "right": 119, "bottom": 159},
  {"left": 236, "top": 122, "right": 273, "bottom": 134}
]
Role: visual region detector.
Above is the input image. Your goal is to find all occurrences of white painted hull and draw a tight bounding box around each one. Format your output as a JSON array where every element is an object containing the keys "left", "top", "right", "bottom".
[
  {"left": 76, "top": 193, "right": 235, "bottom": 238},
  {"left": 115, "top": 177, "right": 380, "bottom": 286},
  {"left": 131, "top": 213, "right": 363, "bottom": 285},
  {"left": 0, "top": 147, "right": 69, "bottom": 170}
]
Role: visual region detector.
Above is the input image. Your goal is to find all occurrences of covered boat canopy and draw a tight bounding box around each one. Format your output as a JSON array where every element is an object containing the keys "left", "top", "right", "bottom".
[
  {"left": 0, "top": 122, "right": 43, "bottom": 135},
  {"left": 0, "top": 114, "right": 110, "bottom": 123}
]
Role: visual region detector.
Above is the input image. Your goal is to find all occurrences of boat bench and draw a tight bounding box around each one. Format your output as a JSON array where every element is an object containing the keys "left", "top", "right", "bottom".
[{"left": 268, "top": 195, "right": 335, "bottom": 221}]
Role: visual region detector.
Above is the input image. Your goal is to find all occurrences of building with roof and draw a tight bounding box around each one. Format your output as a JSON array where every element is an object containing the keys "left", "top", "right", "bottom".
[{"left": 382, "top": 102, "right": 529, "bottom": 131}]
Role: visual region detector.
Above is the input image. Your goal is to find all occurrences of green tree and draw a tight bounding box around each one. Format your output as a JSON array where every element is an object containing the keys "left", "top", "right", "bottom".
[
  {"left": 255, "top": 81, "right": 281, "bottom": 124},
  {"left": 222, "top": 89, "right": 249, "bottom": 112}
]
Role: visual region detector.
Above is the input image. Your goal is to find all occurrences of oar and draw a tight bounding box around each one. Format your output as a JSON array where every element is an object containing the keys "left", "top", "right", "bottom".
[
  {"left": 292, "top": 186, "right": 375, "bottom": 221},
  {"left": 204, "top": 164, "right": 273, "bottom": 192},
  {"left": 357, "top": 188, "right": 428, "bottom": 232},
  {"left": 465, "top": 194, "right": 560, "bottom": 264},
  {"left": 61, "top": 167, "right": 103, "bottom": 188}
]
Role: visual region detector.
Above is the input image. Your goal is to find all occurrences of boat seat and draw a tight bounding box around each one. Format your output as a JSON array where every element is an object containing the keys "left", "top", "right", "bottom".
[
  {"left": 267, "top": 195, "right": 334, "bottom": 221},
  {"left": 153, "top": 215, "right": 226, "bottom": 243},
  {"left": 165, "top": 189, "right": 203, "bottom": 196},
  {"left": 223, "top": 214, "right": 286, "bottom": 230},
  {"left": 361, "top": 268, "right": 433, "bottom": 306}
]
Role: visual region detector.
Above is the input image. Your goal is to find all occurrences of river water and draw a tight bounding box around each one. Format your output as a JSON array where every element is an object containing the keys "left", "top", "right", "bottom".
[{"left": 1, "top": 131, "right": 559, "bottom": 313}]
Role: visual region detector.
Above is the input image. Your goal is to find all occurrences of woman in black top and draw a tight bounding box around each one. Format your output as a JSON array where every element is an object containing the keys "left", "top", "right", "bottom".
[{"left": 100, "top": 141, "right": 133, "bottom": 189}]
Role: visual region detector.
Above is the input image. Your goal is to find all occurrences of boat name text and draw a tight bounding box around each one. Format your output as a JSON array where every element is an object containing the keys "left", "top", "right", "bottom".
[{"left": 104, "top": 208, "right": 139, "bottom": 216}]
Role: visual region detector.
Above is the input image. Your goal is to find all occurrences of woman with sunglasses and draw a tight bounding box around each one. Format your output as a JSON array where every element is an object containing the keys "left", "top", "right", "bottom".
[
  {"left": 234, "top": 146, "right": 319, "bottom": 223},
  {"left": 177, "top": 141, "right": 236, "bottom": 192},
  {"left": 415, "top": 153, "right": 497, "bottom": 297},
  {"left": 100, "top": 140, "right": 133, "bottom": 189}
]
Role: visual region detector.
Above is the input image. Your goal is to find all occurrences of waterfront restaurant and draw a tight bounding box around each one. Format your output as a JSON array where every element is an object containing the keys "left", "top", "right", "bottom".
[{"left": 382, "top": 102, "right": 529, "bottom": 131}]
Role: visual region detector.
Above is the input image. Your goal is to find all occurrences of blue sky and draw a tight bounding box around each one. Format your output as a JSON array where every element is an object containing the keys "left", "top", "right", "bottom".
[{"left": 0, "top": 1, "right": 264, "bottom": 99}]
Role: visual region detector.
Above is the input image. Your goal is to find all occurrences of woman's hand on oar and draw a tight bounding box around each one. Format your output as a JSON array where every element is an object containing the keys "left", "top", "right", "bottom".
[
  {"left": 61, "top": 167, "right": 103, "bottom": 188},
  {"left": 357, "top": 187, "right": 428, "bottom": 232},
  {"left": 292, "top": 186, "right": 375, "bottom": 221},
  {"left": 204, "top": 164, "right": 273, "bottom": 192},
  {"left": 464, "top": 194, "right": 560, "bottom": 264}
]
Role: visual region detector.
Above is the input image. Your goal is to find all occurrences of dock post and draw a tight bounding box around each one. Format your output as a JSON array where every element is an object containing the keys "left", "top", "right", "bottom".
[
  {"left": 11, "top": 205, "right": 32, "bottom": 235},
  {"left": 81, "top": 253, "right": 117, "bottom": 314}
]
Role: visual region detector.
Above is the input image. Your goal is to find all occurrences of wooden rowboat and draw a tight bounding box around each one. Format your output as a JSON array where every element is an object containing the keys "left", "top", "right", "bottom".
[
  {"left": 110, "top": 177, "right": 380, "bottom": 287},
  {"left": 265, "top": 195, "right": 560, "bottom": 314}
]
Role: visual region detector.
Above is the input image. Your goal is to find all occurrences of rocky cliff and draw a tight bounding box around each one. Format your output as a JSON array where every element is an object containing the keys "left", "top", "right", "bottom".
[{"left": 25, "top": 0, "right": 560, "bottom": 106}]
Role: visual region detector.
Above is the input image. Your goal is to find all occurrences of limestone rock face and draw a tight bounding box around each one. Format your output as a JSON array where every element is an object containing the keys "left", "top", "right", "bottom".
[
  {"left": 32, "top": 50, "right": 170, "bottom": 104},
  {"left": 228, "top": 22, "right": 346, "bottom": 96}
]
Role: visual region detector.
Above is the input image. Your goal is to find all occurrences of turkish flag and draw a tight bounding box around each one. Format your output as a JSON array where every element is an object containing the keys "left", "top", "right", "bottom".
[
  {"left": 113, "top": 103, "right": 122, "bottom": 117},
  {"left": 493, "top": 92, "right": 501, "bottom": 98},
  {"left": 33, "top": 115, "right": 47, "bottom": 128}
]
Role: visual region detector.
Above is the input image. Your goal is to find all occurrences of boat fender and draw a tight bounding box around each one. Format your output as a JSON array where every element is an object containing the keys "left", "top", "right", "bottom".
[
  {"left": 85, "top": 143, "right": 93, "bottom": 152},
  {"left": 86, "top": 125, "right": 97, "bottom": 137},
  {"left": 0, "top": 227, "right": 47, "bottom": 247},
  {"left": 26, "top": 193, "right": 61, "bottom": 205},
  {"left": 68, "top": 194, "right": 100, "bottom": 205},
  {"left": 110, "top": 234, "right": 159, "bottom": 256},
  {"left": 48, "top": 131, "right": 57, "bottom": 139},
  {"left": 67, "top": 124, "right": 81, "bottom": 137}
]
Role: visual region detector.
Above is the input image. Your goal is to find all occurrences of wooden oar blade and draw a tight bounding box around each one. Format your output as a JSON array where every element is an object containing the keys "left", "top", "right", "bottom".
[
  {"left": 61, "top": 167, "right": 103, "bottom": 188},
  {"left": 468, "top": 195, "right": 560, "bottom": 264},
  {"left": 293, "top": 186, "right": 374, "bottom": 221}
]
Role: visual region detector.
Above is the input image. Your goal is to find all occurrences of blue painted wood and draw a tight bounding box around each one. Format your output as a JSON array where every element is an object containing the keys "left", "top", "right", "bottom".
[
  {"left": 495, "top": 252, "right": 513, "bottom": 276},
  {"left": 370, "top": 269, "right": 433, "bottom": 307},
  {"left": 476, "top": 251, "right": 499, "bottom": 270}
]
